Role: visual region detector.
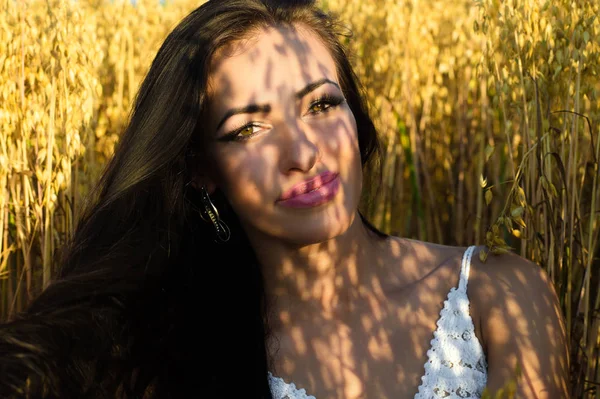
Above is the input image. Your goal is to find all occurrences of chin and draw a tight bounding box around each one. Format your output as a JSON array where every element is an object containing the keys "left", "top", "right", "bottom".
[
  {"left": 238, "top": 190, "right": 360, "bottom": 246},
  {"left": 283, "top": 209, "right": 356, "bottom": 246}
]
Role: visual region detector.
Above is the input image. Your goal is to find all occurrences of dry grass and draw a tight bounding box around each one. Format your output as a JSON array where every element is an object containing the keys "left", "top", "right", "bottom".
[{"left": 0, "top": 0, "right": 598, "bottom": 396}]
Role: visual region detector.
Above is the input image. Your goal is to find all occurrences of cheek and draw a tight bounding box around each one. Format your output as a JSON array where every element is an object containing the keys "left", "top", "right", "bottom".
[
  {"left": 213, "top": 146, "right": 278, "bottom": 208},
  {"left": 335, "top": 113, "right": 362, "bottom": 194},
  {"left": 321, "top": 112, "right": 361, "bottom": 167}
]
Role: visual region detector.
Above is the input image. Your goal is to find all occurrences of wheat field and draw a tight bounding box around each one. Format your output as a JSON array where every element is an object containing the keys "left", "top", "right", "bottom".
[{"left": 1, "top": 0, "right": 598, "bottom": 396}]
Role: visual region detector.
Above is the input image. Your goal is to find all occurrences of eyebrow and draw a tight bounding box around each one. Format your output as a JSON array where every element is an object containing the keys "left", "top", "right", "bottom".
[{"left": 215, "top": 78, "right": 341, "bottom": 132}]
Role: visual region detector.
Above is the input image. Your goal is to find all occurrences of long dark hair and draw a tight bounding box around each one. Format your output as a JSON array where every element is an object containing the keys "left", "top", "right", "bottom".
[{"left": 0, "top": 1, "right": 384, "bottom": 398}]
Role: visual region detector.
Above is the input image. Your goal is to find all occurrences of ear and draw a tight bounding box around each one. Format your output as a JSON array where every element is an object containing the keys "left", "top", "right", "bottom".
[{"left": 190, "top": 174, "right": 217, "bottom": 195}]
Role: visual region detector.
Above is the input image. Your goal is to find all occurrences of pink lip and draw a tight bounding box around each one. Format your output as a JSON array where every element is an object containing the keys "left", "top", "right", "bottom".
[{"left": 277, "top": 172, "right": 340, "bottom": 208}]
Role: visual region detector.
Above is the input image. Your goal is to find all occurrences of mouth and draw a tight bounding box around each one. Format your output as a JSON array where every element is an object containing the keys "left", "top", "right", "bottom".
[{"left": 277, "top": 171, "right": 340, "bottom": 208}]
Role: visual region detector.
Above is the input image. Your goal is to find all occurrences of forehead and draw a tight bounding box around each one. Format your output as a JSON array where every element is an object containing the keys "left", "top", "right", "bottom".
[{"left": 207, "top": 24, "right": 339, "bottom": 102}]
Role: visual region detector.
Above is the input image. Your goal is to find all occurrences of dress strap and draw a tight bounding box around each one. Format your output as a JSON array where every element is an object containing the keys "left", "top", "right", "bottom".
[{"left": 458, "top": 245, "right": 477, "bottom": 292}]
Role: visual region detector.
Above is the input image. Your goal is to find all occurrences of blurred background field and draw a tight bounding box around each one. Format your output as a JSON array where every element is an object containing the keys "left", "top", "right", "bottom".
[{"left": 0, "top": 0, "right": 598, "bottom": 396}]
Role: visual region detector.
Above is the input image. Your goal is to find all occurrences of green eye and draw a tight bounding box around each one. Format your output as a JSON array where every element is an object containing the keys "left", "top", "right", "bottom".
[
  {"left": 310, "top": 103, "right": 327, "bottom": 113},
  {"left": 239, "top": 125, "right": 254, "bottom": 137},
  {"left": 218, "top": 123, "right": 263, "bottom": 142},
  {"left": 307, "top": 95, "right": 344, "bottom": 115}
]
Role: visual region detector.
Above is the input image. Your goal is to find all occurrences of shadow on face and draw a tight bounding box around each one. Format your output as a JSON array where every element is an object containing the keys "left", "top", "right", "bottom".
[{"left": 201, "top": 24, "right": 362, "bottom": 246}]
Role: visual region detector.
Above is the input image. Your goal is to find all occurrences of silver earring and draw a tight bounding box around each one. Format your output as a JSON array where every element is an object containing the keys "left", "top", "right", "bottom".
[{"left": 199, "top": 186, "right": 231, "bottom": 242}]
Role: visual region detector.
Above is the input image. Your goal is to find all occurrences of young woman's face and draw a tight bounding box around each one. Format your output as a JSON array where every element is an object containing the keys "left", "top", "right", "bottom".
[{"left": 205, "top": 24, "right": 362, "bottom": 245}]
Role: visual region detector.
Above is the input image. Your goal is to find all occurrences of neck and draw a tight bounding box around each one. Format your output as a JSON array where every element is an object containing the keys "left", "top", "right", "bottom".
[{"left": 247, "top": 213, "right": 390, "bottom": 319}]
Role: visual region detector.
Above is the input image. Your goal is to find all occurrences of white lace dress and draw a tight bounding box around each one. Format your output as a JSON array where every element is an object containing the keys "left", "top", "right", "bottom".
[{"left": 268, "top": 245, "right": 488, "bottom": 399}]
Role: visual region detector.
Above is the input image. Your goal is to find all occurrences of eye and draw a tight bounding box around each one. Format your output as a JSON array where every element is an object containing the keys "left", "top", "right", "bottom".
[
  {"left": 218, "top": 122, "right": 265, "bottom": 142},
  {"left": 306, "top": 94, "right": 345, "bottom": 115},
  {"left": 309, "top": 102, "right": 328, "bottom": 113},
  {"left": 238, "top": 125, "right": 255, "bottom": 138}
]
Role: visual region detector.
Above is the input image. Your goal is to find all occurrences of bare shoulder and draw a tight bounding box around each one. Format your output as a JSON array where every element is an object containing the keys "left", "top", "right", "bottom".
[
  {"left": 467, "top": 246, "right": 570, "bottom": 398},
  {"left": 466, "top": 246, "right": 562, "bottom": 343},
  {"left": 467, "top": 246, "right": 555, "bottom": 310}
]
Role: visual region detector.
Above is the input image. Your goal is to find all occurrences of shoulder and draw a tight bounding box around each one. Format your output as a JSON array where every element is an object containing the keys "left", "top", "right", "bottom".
[
  {"left": 466, "top": 246, "right": 569, "bottom": 397},
  {"left": 384, "top": 239, "right": 551, "bottom": 292},
  {"left": 466, "top": 245, "right": 558, "bottom": 344},
  {"left": 469, "top": 245, "right": 552, "bottom": 292},
  {"left": 467, "top": 245, "right": 557, "bottom": 326}
]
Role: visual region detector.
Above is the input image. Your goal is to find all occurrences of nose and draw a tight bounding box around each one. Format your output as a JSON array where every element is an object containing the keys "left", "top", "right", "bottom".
[{"left": 278, "top": 120, "right": 320, "bottom": 173}]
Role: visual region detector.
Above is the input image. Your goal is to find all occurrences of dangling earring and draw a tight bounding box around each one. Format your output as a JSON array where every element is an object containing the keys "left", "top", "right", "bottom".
[{"left": 199, "top": 186, "right": 231, "bottom": 242}]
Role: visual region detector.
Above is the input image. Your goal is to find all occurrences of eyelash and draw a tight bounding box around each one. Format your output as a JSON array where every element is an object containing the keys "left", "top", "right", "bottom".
[{"left": 223, "top": 94, "right": 346, "bottom": 142}]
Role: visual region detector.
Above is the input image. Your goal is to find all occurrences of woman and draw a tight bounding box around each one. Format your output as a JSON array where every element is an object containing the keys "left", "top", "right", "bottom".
[{"left": 0, "top": 0, "right": 569, "bottom": 398}]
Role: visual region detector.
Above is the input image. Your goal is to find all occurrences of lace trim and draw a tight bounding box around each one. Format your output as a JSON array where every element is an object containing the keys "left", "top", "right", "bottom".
[
  {"left": 414, "top": 245, "right": 488, "bottom": 399},
  {"left": 268, "top": 372, "right": 316, "bottom": 399}
]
